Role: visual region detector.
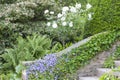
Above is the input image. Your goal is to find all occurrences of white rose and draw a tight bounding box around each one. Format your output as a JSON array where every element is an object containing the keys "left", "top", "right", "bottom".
[
  {"left": 46, "top": 22, "right": 51, "bottom": 26},
  {"left": 86, "top": 3, "right": 92, "bottom": 10},
  {"left": 62, "top": 22, "right": 67, "bottom": 26},
  {"left": 69, "top": 21, "right": 73, "bottom": 27},
  {"left": 50, "top": 11, "right": 54, "bottom": 15},
  {"left": 70, "top": 6, "right": 77, "bottom": 13},
  {"left": 57, "top": 13, "right": 63, "bottom": 18},
  {"left": 52, "top": 22, "right": 58, "bottom": 28},
  {"left": 44, "top": 10, "right": 49, "bottom": 14},
  {"left": 88, "top": 13, "right": 93, "bottom": 20},
  {"left": 62, "top": 6, "right": 69, "bottom": 12},
  {"left": 75, "top": 3, "right": 81, "bottom": 9}
]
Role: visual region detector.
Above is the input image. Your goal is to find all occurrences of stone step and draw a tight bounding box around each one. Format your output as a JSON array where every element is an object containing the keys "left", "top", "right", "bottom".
[
  {"left": 79, "top": 76, "right": 99, "bottom": 80},
  {"left": 114, "top": 61, "right": 120, "bottom": 67},
  {"left": 97, "top": 68, "right": 112, "bottom": 77}
]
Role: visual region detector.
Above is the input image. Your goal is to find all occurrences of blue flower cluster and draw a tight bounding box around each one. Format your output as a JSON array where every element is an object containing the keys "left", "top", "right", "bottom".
[{"left": 26, "top": 54, "right": 57, "bottom": 79}]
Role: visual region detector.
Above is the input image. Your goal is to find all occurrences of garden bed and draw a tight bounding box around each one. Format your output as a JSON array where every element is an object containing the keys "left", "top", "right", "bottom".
[{"left": 22, "top": 31, "right": 120, "bottom": 80}]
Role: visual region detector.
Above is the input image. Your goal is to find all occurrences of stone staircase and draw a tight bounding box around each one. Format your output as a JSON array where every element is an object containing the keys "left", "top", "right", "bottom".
[{"left": 79, "top": 60, "right": 120, "bottom": 80}]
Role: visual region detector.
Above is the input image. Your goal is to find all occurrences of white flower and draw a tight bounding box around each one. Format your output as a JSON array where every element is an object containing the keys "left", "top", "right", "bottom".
[
  {"left": 62, "top": 22, "right": 67, "bottom": 26},
  {"left": 57, "top": 13, "right": 63, "bottom": 18},
  {"left": 86, "top": 3, "right": 92, "bottom": 10},
  {"left": 88, "top": 13, "right": 93, "bottom": 20},
  {"left": 61, "top": 17, "right": 66, "bottom": 21},
  {"left": 62, "top": 6, "right": 69, "bottom": 12},
  {"left": 62, "top": 11, "right": 66, "bottom": 15},
  {"left": 75, "top": 3, "right": 81, "bottom": 9},
  {"left": 52, "top": 22, "right": 58, "bottom": 28},
  {"left": 70, "top": 6, "right": 77, "bottom": 13},
  {"left": 69, "top": 21, "right": 73, "bottom": 27},
  {"left": 50, "top": 11, "right": 54, "bottom": 15},
  {"left": 44, "top": 10, "right": 49, "bottom": 14},
  {"left": 46, "top": 22, "right": 51, "bottom": 26}
]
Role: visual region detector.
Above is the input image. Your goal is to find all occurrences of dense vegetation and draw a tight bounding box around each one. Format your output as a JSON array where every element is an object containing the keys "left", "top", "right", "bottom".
[{"left": 0, "top": 0, "right": 120, "bottom": 80}]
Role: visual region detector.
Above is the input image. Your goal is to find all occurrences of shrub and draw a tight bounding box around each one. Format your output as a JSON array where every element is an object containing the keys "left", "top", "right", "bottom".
[
  {"left": 84, "top": 0, "right": 120, "bottom": 37},
  {"left": 0, "top": 33, "right": 52, "bottom": 71},
  {"left": 0, "top": 0, "right": 57, "bottom": 22},
  {"left": 44, "top": 3, "right": 92, "bottom": 45}
]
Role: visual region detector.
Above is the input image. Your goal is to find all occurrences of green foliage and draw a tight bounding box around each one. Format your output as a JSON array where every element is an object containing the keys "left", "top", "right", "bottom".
[
  {"left": 84, "top": 0, "right": 120, "bottom": 37},
  {"left": 0, "top": 0, "right": 58, "bottom": 22},
  {"left": 114, "top": 45, "right": 120, "bottom": 60},
  {"left": 103, "top": 56, "right": 115, "bottom": 68},
  {"left": 0, "top": 73, "right": 21, "bottom": 80},
  {"left": 99, "top": 73, "right": 119, "bottom": 80},
  {"left": 51, "top": 42, "right": 72, "bottom": 53},
  {"left": 1, "top": 33, "right": 51, "bottom": 71},
  {"left": 53, "top": 31, "right": 118, "bottom": 79}
]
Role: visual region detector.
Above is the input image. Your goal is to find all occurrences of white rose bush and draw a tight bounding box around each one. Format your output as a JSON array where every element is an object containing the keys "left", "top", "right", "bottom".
[{"left": 44, "top": 3, "right": 92, "bottom": 45}]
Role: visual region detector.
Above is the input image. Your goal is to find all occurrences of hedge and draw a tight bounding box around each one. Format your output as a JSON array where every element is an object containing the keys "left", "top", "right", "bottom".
[{"left": 84, "top": 0, "right": 120, "bottom": 37}]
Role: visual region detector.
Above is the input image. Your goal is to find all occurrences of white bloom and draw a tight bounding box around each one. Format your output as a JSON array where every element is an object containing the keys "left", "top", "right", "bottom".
[
  {"left": 70, "top": 6, "right": 77, "bottom": 13},
  {"left": 75, "top": 3, "right": 81, "bottom": 9},
  {"left": 62, "top": 6, "right": 69, "bottom": 12},
  {"left": 44, "top": 10, "right": 49, "bottom": 14},
  {"left": 61, "top": 17, "right": 66, "bottom": 21},
  {"left": 86, "top": 3, "right": 92, "bottom": 10},
  {"left": 50, "top": 11, "right": 54, "bottom": 15},
  {"left": 69, "top": 21, "right": 73, "bottom": 27},
  {"left": 57, "top": 13, "right": 63, "bottom": 18},
  {"left": 62, "top": 11, "right": 66, "bottom": 15},
  {"left": 46, "top": 22, "right": 51, "bottom": 26},
  {"left": 62, "top": 22, "right": 67, "bottom": 26},
  {"left": 88, "top": 13, "right": 92, "bottom": 20},
  {"left": 52, "top": 22, "right": 58, "bottom": 28}
]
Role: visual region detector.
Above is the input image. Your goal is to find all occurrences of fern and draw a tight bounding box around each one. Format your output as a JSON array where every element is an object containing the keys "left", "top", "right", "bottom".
[{"left": 1, "top": 33, "right": 52, "bottom": 71}]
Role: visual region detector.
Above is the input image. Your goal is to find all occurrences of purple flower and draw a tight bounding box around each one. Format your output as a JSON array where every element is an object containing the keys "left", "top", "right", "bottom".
[{"left": 26, "top": 54, "right": 57, "bottom": 79}]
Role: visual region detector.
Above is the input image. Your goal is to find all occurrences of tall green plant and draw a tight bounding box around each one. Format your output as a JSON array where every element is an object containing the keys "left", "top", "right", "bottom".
[{"left": 1, "top": 33, "right": 51, "bottom": 71}]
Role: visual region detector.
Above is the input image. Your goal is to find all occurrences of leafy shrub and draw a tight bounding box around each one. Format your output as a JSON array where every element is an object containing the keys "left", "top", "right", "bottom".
[
  {"left": 0, "top": 33, "right": 52, "bottom": 71},
  {"left": 0, "top": 0, "right": 57, "bottom": 22},
  {"left": 44, "top": 3, "right": 92, "bottom": 45},
  {"left": 84, "top": 0, "right": 120, "bottom": 37}
]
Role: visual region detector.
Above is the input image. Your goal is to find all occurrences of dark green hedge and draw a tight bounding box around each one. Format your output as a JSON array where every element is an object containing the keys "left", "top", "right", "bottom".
[{"left": 84, "top": 0, "right": 120, "bottom": 37}]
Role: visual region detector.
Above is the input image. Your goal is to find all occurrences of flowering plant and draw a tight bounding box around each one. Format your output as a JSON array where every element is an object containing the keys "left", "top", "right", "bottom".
[{"left": 44, "top": 3, "right": 92, "bottom": 45}]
